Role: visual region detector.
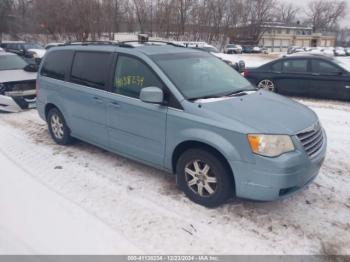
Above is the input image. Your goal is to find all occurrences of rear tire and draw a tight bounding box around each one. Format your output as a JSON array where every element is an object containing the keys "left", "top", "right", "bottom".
[
  {"left": 47, "top": 108, "right": 73, "bottom": 145},
  {"left": 176, "top": 149, "right": 233, "bottom": 208},
  {"left": 258, "top": 79, "right": 276, "bottom": 92}
]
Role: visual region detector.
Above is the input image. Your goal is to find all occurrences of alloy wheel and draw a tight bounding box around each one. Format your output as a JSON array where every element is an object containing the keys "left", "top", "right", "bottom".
[
  {"left": 185, "top": 160, "right": 218, "bottom": 197},
  {"left": 51, "top": 114, "right": 64, "bottom": 139},
  {"left": 258, "top": 79, "right": 275, "bottom": 92}
]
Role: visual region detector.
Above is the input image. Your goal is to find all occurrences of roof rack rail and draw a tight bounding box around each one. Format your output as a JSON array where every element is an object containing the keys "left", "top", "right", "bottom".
[
  {"left": 120, "top": 40, "right": 184, "bottom": 48},
  {"left": 63, "top": 40, "right": 120, "bottom": 46},
  {"left": 61, "top": 39, "right": 183, "bottom": 49}
]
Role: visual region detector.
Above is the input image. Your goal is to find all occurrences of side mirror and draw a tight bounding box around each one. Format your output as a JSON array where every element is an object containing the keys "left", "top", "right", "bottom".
[
  {"left": 140, "top": 87, "right": 164, "bottom": 104},
  {"left": 24, "top": 64, "right": 38, "bottom": 72}
]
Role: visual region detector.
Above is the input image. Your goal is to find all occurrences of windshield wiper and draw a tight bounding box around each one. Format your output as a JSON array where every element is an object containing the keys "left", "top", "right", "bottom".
[
  {"left": 189, "top": 95, "right": 222, "bottom": 101},
  {"left": 189, "top": 88, "right": 258, "bottom": 102},
  {"left": 224, "top": 88, "right": 258, "bottom": 97}
]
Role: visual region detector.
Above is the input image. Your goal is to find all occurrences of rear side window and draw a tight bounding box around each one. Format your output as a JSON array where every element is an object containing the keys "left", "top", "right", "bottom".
[
  {"left": 41, "top": 50, "right": 74, "bottom": 81},
  {"left": 283, "top": 59, "right": 308, "bottom": 73},
  {"left": 311, "top": 60, "right": 341, "bottom": 75},
  {"left": 70, "top": 52, "right": 112, "bottom": 90}
]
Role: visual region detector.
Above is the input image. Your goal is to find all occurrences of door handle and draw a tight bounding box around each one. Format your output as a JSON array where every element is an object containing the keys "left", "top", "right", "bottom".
[
  {"left": 109, "top": 102, "right": 120, "bottom": 109},
  {"left": 345, "top": 86, "right": 350, "bottom": 89},
  {"left": 312, "top": 73, "right": 320, "bottom": 76}
]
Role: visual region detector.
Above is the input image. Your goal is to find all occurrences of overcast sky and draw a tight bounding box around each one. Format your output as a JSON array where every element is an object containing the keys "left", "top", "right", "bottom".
[{"left": 286, "top": 0, "right": 350, "bottom": 27}]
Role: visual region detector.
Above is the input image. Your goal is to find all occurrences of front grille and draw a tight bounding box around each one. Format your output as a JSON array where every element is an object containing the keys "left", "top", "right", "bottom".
[
  {"left": 11, "top": 81, "right": 36, "bottom": 92},
  {"left": 3, "top": 81, "right": 36, "bottom": 93},
  {"left": 297, "top": 122, "right": 324, "bottom": 159}
]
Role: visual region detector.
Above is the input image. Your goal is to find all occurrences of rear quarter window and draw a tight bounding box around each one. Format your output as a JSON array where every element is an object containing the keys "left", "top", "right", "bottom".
[
  {"left": 41, "top": 50, "right": 74, "bottom": 81},
  {"left": 70, "top": 52, "right": 112, "bottom": 90},
  {"left": 271, "top": 62, "right": 282, "bottom": 72}
]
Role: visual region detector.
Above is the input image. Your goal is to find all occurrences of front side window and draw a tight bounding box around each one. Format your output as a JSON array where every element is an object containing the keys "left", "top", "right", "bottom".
[
  {"left": 41, "top": 50, "right": 73, "bottom": 80},
  {"left": 71, "top": 52, "right": 112, "bottom": 90},
  {"left": 283, "top": 59, "right": 308, "bottom": 73},
  {"left": 0, "top": 54, "right": 27, "bottom": 71},
  {"left": 114, "top": 55, "right": 163, "bottom": 99},
  {"left": 311, "top": 60, "right": 341, "bottom": 75},
  {"left": 151, "top": 52, "right": 253, "bottom": 100}
]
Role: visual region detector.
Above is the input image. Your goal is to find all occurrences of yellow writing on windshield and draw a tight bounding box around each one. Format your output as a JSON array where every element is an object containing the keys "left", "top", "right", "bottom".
[{"left": 116, "top": 75, "right": 144, "bottom": 88}]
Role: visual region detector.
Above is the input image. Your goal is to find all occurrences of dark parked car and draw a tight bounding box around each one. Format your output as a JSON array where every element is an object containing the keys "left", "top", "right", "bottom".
[
  {"left": 6, "top": 42, "right": 46, "bottom": 64},
  {"left": 244, "top": 54, "right": 350, "bottom": 101},
  {"left": 242, "top": 46, "right": 254, "bottom": 53}
]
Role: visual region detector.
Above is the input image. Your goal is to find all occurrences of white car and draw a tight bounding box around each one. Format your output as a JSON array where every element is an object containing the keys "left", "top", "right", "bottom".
[
  {"left": 334, "top": 47, "right": 346, "bottom": 56},
  {"left": 0, "top": 52, "right": 37, "bottom": 113},
  {"left": 198, "top": 45, "right": 246, "bottom": 72},
  {"left": 322, "top": 47, "right": 335, "bottom": 56},
  {"left": 45, "top": 42, "right": 65, "bottom": 50},
  {"left": 224, "top": 44, "right": 243, "bottom": 54}
]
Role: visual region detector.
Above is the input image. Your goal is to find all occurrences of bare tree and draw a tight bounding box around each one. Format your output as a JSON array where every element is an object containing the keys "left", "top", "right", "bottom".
[
  {"left": 337, "top": 27, "right": 350, "bottom": 46},
  {"left": 306, "top": 0, "right": 347, "bottom": 32},
  {"left": 133, "top": 0, "right": 150, "bottom": 33},
  {"left": 0, "top": 0, "right": 14, "bottom": 41},
  {"left": 231, "top": 0, "right": 276, "bottom": 44},
  {"left": 276, "top": 2, "right": 299, "bottom": 24}
]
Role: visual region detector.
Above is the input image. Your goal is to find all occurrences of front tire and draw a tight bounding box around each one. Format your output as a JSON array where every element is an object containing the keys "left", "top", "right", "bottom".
[
  {"left": 47, "top": 108, "right": 73, "bottom": 145},
  {"left": 176, "top": 149, "right": 234, "bottom": 208}
]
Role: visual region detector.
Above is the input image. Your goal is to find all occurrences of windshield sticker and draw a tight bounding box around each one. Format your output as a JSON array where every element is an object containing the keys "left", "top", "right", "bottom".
[{"left": 116, "top": 75, "right": 144, "bottom": 88}]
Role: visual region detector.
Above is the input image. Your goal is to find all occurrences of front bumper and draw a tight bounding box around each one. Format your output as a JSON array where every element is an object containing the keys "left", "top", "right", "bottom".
[
  {"left": 230, "top": 131, "right": 327, "bottom": 201},
  {"left": 0, "top": 92, "right": 36, "bottom": 113}
]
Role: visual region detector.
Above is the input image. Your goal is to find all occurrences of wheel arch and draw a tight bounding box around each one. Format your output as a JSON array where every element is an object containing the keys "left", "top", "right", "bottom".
[
  {"left": 44, "top": 103, "right": 59, "bottom": 120},
  {"left": 171, "top": 140, "right": 236, "bottom": 189}
]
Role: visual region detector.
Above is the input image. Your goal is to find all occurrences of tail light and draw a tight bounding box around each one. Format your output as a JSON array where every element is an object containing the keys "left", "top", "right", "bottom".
[{"left": 243, "top": 69, "right": 249, "bottom": 77}]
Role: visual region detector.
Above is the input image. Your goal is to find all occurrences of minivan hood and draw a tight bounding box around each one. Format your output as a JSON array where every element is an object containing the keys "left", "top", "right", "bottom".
[{"left": 198, "top": 91, "right": 318, "bottom": 135}]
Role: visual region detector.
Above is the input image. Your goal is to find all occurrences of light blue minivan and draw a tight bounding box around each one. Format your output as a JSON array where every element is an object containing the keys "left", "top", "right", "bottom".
[{"left": 37, "top": 42, "right": 327, "bottom": 207}]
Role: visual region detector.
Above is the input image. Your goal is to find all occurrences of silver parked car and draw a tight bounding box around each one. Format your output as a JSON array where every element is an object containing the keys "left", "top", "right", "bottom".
[
  {"left": 37, "top": 42, "right": 327, "bottom": 207},
  {"left": 0, "top": 52, "right": 37, "bottom": 112},
  {"left": 224, "top": 44, "right": 243, "bottom": 54}
]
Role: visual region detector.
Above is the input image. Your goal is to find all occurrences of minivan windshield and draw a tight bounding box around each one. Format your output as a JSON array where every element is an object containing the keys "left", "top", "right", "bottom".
[{"left": 151, "top": 52, "right": 254, "bottom": 100}]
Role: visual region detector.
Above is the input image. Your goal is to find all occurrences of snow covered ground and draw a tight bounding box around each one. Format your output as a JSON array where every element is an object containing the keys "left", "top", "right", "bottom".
[{"left": 0, "top": 97, "right": 349, "bottom": 255}]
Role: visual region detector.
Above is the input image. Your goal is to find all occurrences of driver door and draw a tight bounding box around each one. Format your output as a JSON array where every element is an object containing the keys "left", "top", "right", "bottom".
[{"left": 106, "top": 55, "right": 168, "bottom": 167}]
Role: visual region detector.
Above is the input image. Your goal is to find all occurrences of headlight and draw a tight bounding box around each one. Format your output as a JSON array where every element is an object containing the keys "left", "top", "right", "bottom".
[
  {"left": 247, "top": 134, "right": 295, "bottom": 157},
  {"left": 0, "top": 83, "right": 6, "bottom": 94},
  {"left": 32, "top": 53, "right": 39, "bottom": 58}
]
